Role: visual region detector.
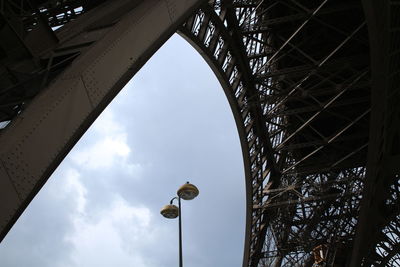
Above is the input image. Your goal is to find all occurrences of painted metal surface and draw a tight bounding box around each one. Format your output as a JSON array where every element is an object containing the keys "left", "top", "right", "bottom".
[
  {"left": 179, "top": 1, "right": 370, "bottom": 265},
  {"left": 0, "top": 0, "right": 399, "bottom": 266},
  {"left": 0, "top": 0, "right": 204, "bottom": 243}
]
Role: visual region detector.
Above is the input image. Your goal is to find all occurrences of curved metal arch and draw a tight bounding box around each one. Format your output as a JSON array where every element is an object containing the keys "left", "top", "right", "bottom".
[
  {"left": 0, "top": 0, "right": 205, "bottom": 241},
  {"left": 2, "top": 0, "right": 400, "bottom": 266},
  {"left": 184, "top": 1, "right": 370, "bottom": 266},
  {"left": 0, "top": 2, "right": 281, "bottom": 266},
  {"left": 0, "top": 0, "right": 288, "bottom": 265},
  {"left": 218, "top": 1, "right": 371, "bottom": 266},
  {"left": 177, "top": 4, "right": 278, "bottom": 266},
  {"left": 0, "top": 3, "right": 276, "bottom": 267}
]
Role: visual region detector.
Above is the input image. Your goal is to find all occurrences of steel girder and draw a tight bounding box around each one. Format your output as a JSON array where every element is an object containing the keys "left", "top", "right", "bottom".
[
  {"left": 0, "top": 0, "right": 399, "bottom": 266},
  {"left": 178, "top": 3, "right": 281, "bottom": 266},
  {"left": 0, "top": 0, "right": 205, "bottom": 244},
  {"left": 350, "top": 1, "right": 400, "bottom": 266},
  {"left": 180, "top": 1, "right": 370, "bottom": 266}
]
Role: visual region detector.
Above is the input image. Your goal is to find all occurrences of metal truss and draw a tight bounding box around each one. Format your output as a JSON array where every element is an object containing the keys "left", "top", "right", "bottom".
[
  {"left": 234, "top": 0, "right": 370, "bottom": 265},
  {"left": 178, "top": 0, "right": 371, "bottom": 266},
  {"left": 0, "top": 0, "right": 88, "bottom": 128},
  {"left": 350, "top": 1, "right": 400, "bottom": 266},
  {"left": 0, "top": 0, "right": 399, "bottom": 266}
]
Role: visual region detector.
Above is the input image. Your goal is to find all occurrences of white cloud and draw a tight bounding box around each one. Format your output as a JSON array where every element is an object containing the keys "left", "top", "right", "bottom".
[
  {"left": 92, "top": 109, "right": 125, "bottom": 136},
  {"left": 63, "top": 168, "right": 87, "bottom": 214},
  {"left": 70, "top": 109, "right": 142, "bottom": 177},
  {"left": 52, "top": 164, "right": 161, "bottom": 267},
  {"left": 65, "top": 196, "right": 159, "bottom": 267},
  {"left": 72, "top": 133, "right": 130, "bottom": 169}
]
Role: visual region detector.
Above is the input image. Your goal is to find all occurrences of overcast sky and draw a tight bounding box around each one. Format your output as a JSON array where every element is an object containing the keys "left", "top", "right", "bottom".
[{"left": 0, "top": 34, "right": 246, "bottom": 267}]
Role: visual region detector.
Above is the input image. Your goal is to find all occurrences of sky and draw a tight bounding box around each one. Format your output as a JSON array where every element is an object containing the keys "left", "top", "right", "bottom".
[{"left": 0, "top": 34, "right": 246, "bottom": 267}]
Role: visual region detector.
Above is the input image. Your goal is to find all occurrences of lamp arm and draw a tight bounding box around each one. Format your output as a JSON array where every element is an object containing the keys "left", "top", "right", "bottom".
[{"left": 170, "top": 196, "right": 179, "bottom": 204}]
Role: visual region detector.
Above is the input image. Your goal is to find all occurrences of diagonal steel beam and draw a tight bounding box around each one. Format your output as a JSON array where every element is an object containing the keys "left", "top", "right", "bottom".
[
  {"left": 265, "top": 21, "right": 366, "bottom": 117},
  {"left": 275, "top": 69, "right": 369, "bottom": 150},
  {"left": 282, "top": 108, "right": 370, "bottom": 174},
  {"left": 256, "top": 0, "right": 329, "bottom": 74}
]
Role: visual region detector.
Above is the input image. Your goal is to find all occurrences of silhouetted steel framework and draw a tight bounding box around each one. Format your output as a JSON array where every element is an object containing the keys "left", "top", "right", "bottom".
[{"left": 0, "top": 0, "right": 399, "bottom": 266}]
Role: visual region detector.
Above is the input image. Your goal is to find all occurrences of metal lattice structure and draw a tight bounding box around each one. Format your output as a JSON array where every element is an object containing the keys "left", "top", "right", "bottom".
[
  {"left": 179, "top": 1, "right": 371, "bottom": 265},
  {"left": 0, "top": 0, "right": 399, "bottom": 266}
]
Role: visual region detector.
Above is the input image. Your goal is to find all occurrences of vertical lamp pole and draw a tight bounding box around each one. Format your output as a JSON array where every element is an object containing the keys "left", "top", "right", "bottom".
[
  {"left": 178, "top": 196, "right": 183, "bottom": 267},
  {"left": 160, "top": 182, "right": 199, "bottom": 267}
]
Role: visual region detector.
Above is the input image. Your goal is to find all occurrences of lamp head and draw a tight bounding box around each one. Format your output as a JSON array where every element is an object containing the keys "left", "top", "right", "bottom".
[
  {"left": 160, "top": 204, "right": 179, "bottom": 219},
  {"left": 177, "top": 182, "right": 199, "bottom": 200}
]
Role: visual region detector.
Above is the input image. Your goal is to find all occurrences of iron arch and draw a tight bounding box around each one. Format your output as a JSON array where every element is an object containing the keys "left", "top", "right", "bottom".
[{"left": 1, "top": 0, "right": 400, "bottom": 266}]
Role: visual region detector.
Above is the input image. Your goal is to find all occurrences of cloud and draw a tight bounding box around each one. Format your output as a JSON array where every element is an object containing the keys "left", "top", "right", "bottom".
[
  {"left": 72, "top": 133, "right": 130, "bottom": 169},
  {"left": 55, "top": 164, "right": 167, "bottom": 267},
  {"left": 64, "top": 168, "right": 87, "bottom": 214},
  {"left": 0, "top": 166, "right": 84, "bottom": 267},
  {"left": 70, "top": 109, "right": 142, "bottom": 177},
  {"left": 64, "top": 196, "right": 166, "bottom": 267},
  {"left": 71, "top": 110, "right": 129, "bottom": 168}
]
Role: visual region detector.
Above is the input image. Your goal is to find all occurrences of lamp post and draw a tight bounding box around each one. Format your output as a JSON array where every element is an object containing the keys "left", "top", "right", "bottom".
[{"left": 160, "top": 182, "right": 199, "bottom": 267}]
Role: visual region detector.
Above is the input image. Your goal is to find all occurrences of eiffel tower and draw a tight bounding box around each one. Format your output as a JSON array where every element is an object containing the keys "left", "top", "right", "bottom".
[{"left": 0, "top": 0, "right": 399, "bottom": 266}]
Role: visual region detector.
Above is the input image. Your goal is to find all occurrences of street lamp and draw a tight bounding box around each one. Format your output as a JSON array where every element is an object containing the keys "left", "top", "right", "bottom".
[{"left": 160, "top": 182, "right": 199, "bottom": 267}]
